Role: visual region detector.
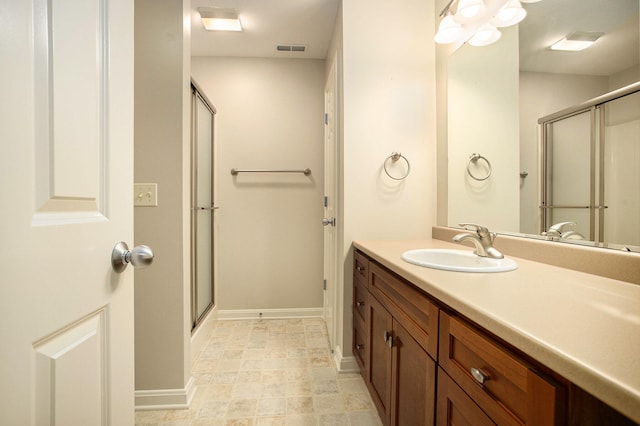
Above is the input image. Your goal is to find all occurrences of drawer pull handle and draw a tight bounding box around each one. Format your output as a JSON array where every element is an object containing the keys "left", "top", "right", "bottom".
[
  {"left": 470, "top": 368, "right": 490, "bottom": 385},
  {"left": 356, "top": 266, "right": 365, "bottom": 272},
  {"left": 356, "top": 344, "right": 364, "bottom": 350},
  {"left": 383, "top": 331, "right": 394, "bottom": 347},
  {"left": 356, "top": 301, "right": 365, "bottom": 307}
]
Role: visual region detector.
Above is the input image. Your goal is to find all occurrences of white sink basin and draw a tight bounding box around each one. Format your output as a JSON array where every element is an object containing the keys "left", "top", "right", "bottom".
[{"left": 401, "top": 249, "right": 518, "bottom": 273}]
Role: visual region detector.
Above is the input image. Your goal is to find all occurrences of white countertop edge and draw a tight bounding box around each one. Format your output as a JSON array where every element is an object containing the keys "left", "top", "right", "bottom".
[{"left": 353, "top": 239, "right": 640, "bottom": 424}]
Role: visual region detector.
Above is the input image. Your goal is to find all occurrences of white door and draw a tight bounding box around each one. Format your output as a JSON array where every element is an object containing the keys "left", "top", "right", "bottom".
[
  {"left": 323, "top": 54, "right": 339, "bottom": 352},
  {"left": 1, "top": 0, "right": 135, "bottom": 425}
]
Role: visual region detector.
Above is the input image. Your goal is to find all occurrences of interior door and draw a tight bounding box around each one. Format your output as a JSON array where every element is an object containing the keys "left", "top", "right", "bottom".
[
  {"left": 1, "top": 0, "right": 135, "bottom": 424},
  {"left": 323, "top": 54, "right": 339, "bottom": 352}
]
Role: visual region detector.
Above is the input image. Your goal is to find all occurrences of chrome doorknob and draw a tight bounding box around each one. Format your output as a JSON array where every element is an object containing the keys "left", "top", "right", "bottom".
[
  {"left": 111, "top": 242, "right": 154, "bottom": 273},
  {"left": 322, "top": 218, "right": 336, "bottom": 227}
]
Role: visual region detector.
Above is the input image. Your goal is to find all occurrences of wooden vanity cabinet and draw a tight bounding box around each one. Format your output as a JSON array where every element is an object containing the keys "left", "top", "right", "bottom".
[
  {"left": 438, "top": 311, "right": 563, "bottom": 425},
  {"left": 353, "top": 251, "right": 369, "bottom": 371},
  {"left": 354, "top": 249, "right": 639, "bottom": 426},
  {"left": 437, "top": 367, "right": 496, "bottom": 426},
  {"left": 356, "top": 255, "right": 439, "bottom": 426}
]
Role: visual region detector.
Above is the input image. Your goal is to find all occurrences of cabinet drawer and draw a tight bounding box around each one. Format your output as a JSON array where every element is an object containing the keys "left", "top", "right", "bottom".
[
  {"left": 354, "top": 250, "right": 369, "bottom": 285},
  {"left": 353, "top": 277, "right": 367, "bottom": 323},
  {"left": 437, "top": 367, "right": 495, "bottom": 426},
  {"left": 353, "top": 314, "right": 366, "bottom": 372},
  {"left": 439, "top": 312, "right": 562, "bottom": 425},
  {"left": 369, "top": 262, "right": 439, "bottom": 358}
]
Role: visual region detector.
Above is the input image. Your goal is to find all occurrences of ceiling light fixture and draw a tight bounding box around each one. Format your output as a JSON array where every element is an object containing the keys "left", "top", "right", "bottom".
[
  {"left": 549, "top": 32, "right": 603, "bottom": 51},
  {"left": 435, "top": 0, "right": 533, "bottom": 47},
  {"left": 198, "top": 7, "right": 242, "bottom": 31}
]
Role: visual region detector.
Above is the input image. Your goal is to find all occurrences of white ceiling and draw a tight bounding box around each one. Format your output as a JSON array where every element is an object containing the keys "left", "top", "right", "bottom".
[
  {"left": 190, "top": 0, "right": 639, "bottom": 76},
  {"left": 190, "top": 0, "right": 340, "bottom": 59},
  {"left": 519, "top": 0, "right": 639, "bottom": 76}
]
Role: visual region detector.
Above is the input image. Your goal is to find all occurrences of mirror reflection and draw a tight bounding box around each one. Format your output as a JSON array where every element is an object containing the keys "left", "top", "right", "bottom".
[{"left": 445, "top": 0, "right": 640, "bottom": 251}]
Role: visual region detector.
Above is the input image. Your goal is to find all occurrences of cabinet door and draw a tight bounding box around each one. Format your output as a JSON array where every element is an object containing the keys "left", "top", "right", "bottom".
[
  {"left": 439, "top": 312, "right": 563, "bottom": 425},
  {"left": 437, "top": 368, "right": 496, "bottom": 426},
  {"left": 368, "top": 295, "right": 393, "bottom": 424},
  {"left": 391, "top": 320, "right": 437, "bottom": 426}
]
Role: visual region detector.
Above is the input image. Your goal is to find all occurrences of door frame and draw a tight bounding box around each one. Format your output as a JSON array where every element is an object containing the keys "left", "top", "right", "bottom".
[{"left": 323, "top": 52, "right": 340, "bottom": 353}]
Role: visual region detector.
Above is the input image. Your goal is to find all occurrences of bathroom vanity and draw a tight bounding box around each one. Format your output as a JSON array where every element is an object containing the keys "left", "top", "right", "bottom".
[{"left": 352, "top": 238, "right": 640, "bottom": 425}]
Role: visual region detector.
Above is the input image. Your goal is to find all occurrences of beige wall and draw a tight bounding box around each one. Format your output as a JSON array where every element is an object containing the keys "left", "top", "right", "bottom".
[
  {"left": 337, "top": 0, "right": 436, "bottom": 364},
  {"left": 447, "top": 27, "right": 520, "bottom": 233},
  {"left": 191, "top": 57, "right": 326, "bottom": 311},
  {"left": 134, "top": 0, "right": 192, "bottom": 398}
]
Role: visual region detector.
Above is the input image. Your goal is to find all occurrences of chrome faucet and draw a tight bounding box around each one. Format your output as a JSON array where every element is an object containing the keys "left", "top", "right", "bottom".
[
  {"left": 453, "top": 223, "right": 504, "bottom": 259},
  {"left": 542, "top": 222, "right": 581, "bottom": 240}
]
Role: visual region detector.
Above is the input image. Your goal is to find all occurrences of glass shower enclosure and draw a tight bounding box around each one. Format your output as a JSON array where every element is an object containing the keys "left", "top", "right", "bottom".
[
  {"left": 540, "top": 83, "right": 640, "bottom": 249},
  {"left": 191, "top": 81, "right": 216, "bottom": 330}
]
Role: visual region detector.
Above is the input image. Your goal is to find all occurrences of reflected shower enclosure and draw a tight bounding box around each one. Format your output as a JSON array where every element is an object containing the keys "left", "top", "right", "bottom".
[{"left": 540, "top": 85, "right": 640, "bottom": 249}]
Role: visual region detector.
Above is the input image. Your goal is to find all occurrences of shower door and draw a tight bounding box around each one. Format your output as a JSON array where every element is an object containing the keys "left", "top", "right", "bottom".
[
  {"left": 191, "top": 83, "right": 216, "bottom": 330},
  {"left": 541, "top": 87, "right": 640, "bottom": 248}
]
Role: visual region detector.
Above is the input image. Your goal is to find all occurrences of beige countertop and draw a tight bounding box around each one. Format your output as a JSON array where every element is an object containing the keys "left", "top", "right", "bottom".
[{"left": 353, "top": 238, "right": 640, "bottom": 424}]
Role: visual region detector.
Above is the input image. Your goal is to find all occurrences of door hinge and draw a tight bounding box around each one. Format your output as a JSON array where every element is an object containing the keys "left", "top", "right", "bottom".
[
  {"left": 324, "top": 196, "right": 328, "bottom": 207},
  {"left": 324, "top": 113, "right": 328, "bottom": 125},
  {"left": 323, "top": 279, "right": 327, "bottom": 290}
]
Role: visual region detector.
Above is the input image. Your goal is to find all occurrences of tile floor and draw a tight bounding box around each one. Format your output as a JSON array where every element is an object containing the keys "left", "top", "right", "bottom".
[{"left": 135, "top": 318, "right": 382, "bottom": 426}]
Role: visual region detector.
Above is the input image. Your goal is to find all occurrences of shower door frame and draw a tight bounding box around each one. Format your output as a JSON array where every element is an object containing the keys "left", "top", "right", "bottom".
[
  {"left": 539, "top": 81, "right": 640, "bottom": 242},
  {"left": 191, "top": 81, "right": 217, "bottom": 331}
]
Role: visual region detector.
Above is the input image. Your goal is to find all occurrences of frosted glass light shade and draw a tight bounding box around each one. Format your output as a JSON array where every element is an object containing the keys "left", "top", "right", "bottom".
[
  {"left": 491, "top": 0, "right": 527, "bottom": 27},
  {"left": 456, "top": 0, "right": 485, "bottom": 21},
  {"left": 468, "top": 23, "right": 502, "bottom": 46},
  {"left": 435, "top": 13, "right": 465, "bottom": 44}
]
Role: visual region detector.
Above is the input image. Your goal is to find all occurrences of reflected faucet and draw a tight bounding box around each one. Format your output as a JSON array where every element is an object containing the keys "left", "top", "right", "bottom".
[
  {"left": 542, "top": 222, "right": 585, "bottom": 240},
  {"left": 453, "top": 223, "right": 504, "bottom": 259}
]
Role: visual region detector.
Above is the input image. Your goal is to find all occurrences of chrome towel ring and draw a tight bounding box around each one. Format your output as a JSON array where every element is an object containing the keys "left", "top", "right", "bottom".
[
  {"left": 383, "top": 152, "right": 411, "bottom": 180},
  {"left": 467, "top": 153, "right": 492, "bottom": 181}
]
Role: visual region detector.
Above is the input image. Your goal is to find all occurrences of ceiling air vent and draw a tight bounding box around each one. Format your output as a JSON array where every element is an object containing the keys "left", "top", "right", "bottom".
[{"left": 276, "top": 44, "right": 306, "bottom": 52}]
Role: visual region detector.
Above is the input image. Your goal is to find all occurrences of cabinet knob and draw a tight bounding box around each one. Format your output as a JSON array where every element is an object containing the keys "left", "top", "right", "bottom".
[
  {"left": 356, "top": 265, "right": 365, "bottom": 272},
  {"left": 356, "top": 301, "right": 365, "bottom": 307},
  {"left": 356, "top": 344, "right": 364, "bottom": 350},
  {"left": 470, "top": 367, "right": 490, "bottom": 385}
]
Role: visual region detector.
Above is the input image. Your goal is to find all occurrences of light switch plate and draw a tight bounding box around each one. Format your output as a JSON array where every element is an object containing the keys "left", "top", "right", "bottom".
[{"left": 134, "top": 183, "right": 158, "bottom": 207}]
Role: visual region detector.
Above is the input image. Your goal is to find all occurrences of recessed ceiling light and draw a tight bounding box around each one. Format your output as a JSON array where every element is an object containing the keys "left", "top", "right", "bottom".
[
  {"left": 549, "top": 31, "right": 603, "bottom": 51},
  {"left": 198, "top": 7, "right": 242, "bottom": 31}
]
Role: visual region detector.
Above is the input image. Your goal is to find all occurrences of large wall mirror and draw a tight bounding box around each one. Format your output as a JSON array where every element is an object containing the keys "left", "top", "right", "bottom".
[{"left": 440, "top": 0, "right": 640, "bottom": 251}]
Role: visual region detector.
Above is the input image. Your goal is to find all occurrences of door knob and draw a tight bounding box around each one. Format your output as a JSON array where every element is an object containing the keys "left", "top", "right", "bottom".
[
  {"left": 322, "top": 218, "right": 336, "bottom": 227},
  {"left": 111, "top": 242, "right": 154, "bottom": 273}
]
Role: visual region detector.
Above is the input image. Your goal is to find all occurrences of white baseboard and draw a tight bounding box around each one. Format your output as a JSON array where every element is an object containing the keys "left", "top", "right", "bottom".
[
  {"left": 332, "top": 345, "right": 360, "bottom": 374},
  {"left": 213, "top": 307, "right": 324, "bottom": 321},
  {"left": 135, "top": 376, "right": 197, "bottom": 411}
]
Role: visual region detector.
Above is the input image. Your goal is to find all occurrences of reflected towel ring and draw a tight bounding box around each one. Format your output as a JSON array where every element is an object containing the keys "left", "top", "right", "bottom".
[
  {"left": 384, "top": 152, "right": 411, "bottom": 180},
  {"left": 467, "top": 153, "right": 492, "bottom": 181}
]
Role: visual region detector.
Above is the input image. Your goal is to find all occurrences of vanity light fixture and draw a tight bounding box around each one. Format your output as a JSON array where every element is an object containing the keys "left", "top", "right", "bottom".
[
  {"left": 549, "top": 32, "right": 603, "bottom": 51},
  {"left": 435, "top": 0, "right": 530, "bottom": 46},
  {"left": 456, "top": 0, "right": 486, "bottom": 22},
  {"left": 198, "top": 7, "right": 242, "bottom": 31},
  {"left": 434, "top": 12, "right": 466, "bottom": 44},
  {"left": 468, "top": 23, "right": 502, "bottom": 46},
  {"left": 491, "top": 0, "right": 526, "bottom": 27}
]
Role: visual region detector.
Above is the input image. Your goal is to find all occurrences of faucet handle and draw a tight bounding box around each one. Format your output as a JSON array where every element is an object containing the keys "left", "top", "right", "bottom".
[{"left": 459, "top": 223, "right": 489, "bottom": 235}]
